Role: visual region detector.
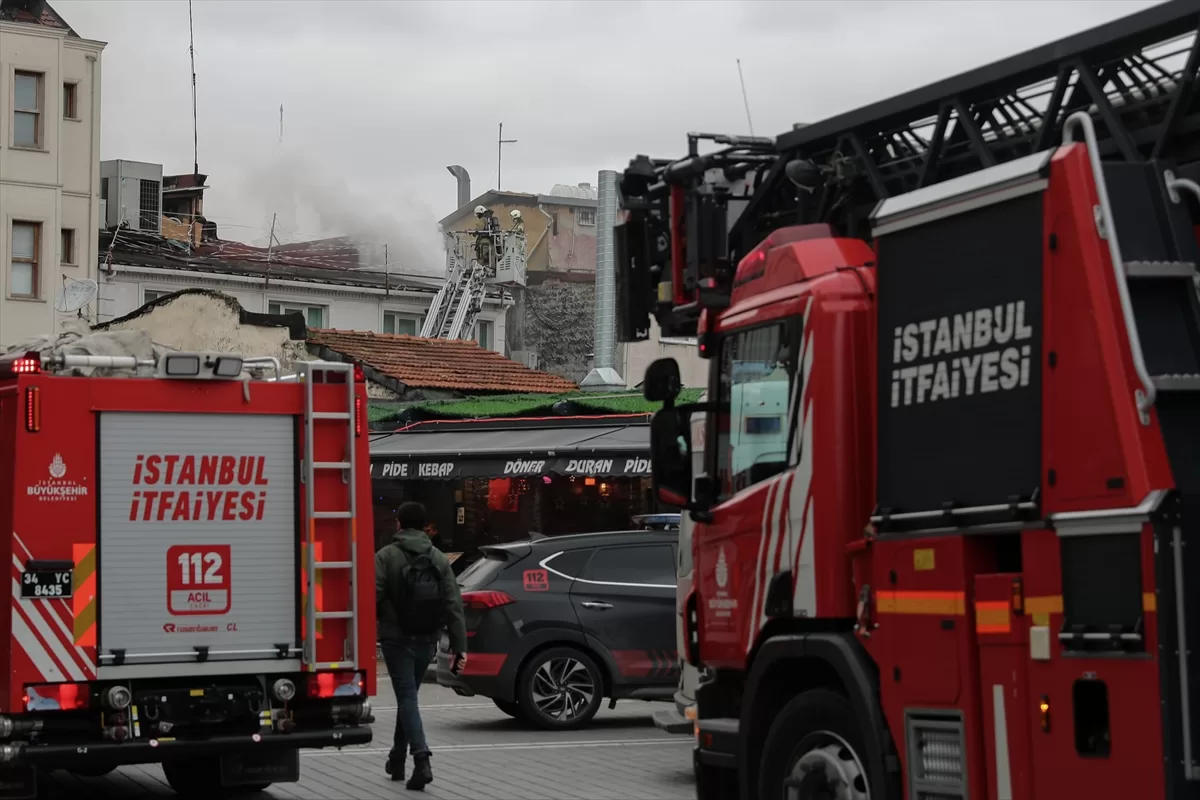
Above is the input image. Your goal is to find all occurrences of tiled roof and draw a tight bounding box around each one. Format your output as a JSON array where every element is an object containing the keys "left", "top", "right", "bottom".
[
  {"left": 308, "top": 329, "right": 578, "bottom": 395},
  {"left": 0, "top": 0, "right": 76, "bottom": 35}
]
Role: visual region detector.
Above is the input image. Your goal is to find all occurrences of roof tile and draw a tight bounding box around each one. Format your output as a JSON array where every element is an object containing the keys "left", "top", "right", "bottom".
[{"left": 308, "top": 329, "right": 578, "bottom": 395}]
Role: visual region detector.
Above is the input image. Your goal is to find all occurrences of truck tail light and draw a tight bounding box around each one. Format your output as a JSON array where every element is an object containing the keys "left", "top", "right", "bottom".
[
  {"left": 353, "top": 363, "right": 365, "bottom": 383},
  {"left": 354, "top": 395, "right": 363, "bottom": 437},
  {"left": 307, "top": 670, "right": 364, "bottom": 699},
  {"left": 461, "top": 590, "right": 516, "bottom": 610},
  {"left": 24, "top": 682, "right": 89, "bottom": 711},
  {"left": 25, "top": 387, "right": 39, "bottom": 433},
  {"left": 0, "top": 352, "right": 40, "bottom": 378}
]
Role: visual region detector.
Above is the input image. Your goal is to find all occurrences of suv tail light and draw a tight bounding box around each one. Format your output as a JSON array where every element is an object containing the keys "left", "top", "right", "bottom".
[
  {"left": 307, "top": 670, "right": 364, "bottom": 699},
  {"left": 24, "top": 682, "right": 89, "bottom": 711},
  {"left": 462, "top": 590, "right": 516, "bottom": 610}
]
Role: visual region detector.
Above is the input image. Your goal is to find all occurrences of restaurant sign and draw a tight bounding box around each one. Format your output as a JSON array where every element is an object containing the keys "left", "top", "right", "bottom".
[{"left": 371, "top": 456, "right": 652, "bottom": 480}]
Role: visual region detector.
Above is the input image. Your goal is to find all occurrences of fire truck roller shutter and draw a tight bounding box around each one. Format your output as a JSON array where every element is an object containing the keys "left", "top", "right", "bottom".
[
  {"left": 873, "top": 189, "right": 1045, "bottom": 524},
  {"left": 97, "top": 412, "right": 298, "bottom": 676}
]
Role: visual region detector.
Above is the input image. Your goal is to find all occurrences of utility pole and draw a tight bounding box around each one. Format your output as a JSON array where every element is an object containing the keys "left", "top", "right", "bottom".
[
  {"left": 497, "top": 122, "right": 517, "bottom": 190},
  {"left": 384, "top": 243, "right": 390, "bottom": 297}
]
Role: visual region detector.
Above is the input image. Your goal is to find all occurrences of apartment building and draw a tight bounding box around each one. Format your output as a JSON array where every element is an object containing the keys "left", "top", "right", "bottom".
[{"left": 0, "top": 0, "right": 105, "bottom": 347}]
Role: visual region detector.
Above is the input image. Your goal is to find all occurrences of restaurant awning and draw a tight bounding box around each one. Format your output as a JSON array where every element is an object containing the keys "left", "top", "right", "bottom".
[{"left": 369, "top": 425, "right": 651, "bottom": 480}]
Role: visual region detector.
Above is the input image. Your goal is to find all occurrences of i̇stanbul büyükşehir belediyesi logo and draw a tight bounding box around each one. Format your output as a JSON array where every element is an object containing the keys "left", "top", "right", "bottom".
[{"left": 27, "top": 454, "right": 89, "bottom": 502}]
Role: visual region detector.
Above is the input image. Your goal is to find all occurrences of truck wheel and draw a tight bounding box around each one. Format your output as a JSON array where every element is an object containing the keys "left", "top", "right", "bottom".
[
  {"left": 758, "top": 689, "right": 873, "bottom": 800},
  {"left": 493, "top": 698, "right": 526, "bottom": 720},
  {"left": 516, "top": 646, "right": 603, "bottom": 731}
]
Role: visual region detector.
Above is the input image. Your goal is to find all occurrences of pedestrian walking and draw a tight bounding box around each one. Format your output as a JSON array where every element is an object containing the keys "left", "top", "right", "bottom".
[{"left": 375, "top": 501, "right": 468, "bottom": 790}]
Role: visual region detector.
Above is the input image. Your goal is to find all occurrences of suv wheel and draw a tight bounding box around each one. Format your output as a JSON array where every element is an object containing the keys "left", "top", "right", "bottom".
[{"left": 517, "top": 646, "right": 603, "bottom": 730}]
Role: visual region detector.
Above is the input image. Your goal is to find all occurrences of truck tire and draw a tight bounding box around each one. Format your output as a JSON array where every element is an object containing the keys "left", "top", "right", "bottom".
[
  {"left": 758, "top": 688, "right": 874, "bottom": 800},
  {"left": 493, "top": 698, "right": 526, "bottom": 720},
  {"left": 516, "top": 646, "right": 603, "bottom": 731},
  {"left": 694, "top": 749, "right": 739, "bottom": 800}
]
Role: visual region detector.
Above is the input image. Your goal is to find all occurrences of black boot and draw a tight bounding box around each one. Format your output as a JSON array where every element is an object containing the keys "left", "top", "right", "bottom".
[
  {"left": 405, "top": 754, "right": 432, "bottom": 791},
  {"left": 384, "top": 755, "right": 405, "bottom": 782}
]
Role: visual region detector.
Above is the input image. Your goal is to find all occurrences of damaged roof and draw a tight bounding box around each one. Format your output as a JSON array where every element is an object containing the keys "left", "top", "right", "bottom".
[
  {"left": 309, "top": 329, "right": 578, "bottom": 395},
  {"left": 0, "top": 0, "right": 77, "bottom": 35},
  {"left": 103, "top": 229, "right": 449, "bottom": 294}
]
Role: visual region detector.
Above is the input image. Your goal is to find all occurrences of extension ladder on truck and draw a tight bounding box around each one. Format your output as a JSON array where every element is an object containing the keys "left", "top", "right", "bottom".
[{"left": 298, "top": 360, "right": 360, "bottom": 670}]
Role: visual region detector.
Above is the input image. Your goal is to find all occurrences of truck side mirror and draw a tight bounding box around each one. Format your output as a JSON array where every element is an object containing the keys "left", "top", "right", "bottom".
[
  {"left": 643, "top": 358, "right": 682, "bottom": 404},
  {"left": 649, "top": 406, "right": 693, "bottom": 507}
]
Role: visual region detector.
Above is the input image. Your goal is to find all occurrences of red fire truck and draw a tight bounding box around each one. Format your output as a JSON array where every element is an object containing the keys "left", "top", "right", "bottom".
[
  {"left": 0, "top": 339, "right": 374, "bottom": 798},
  {"left": 616, "top": 1, "right": 1200, "bottom": 798}
]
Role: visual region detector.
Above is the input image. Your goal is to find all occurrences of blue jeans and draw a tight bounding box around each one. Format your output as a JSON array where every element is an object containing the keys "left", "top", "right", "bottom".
[{"left": 380, "top": 637, "right": 437, "bottom": 761}]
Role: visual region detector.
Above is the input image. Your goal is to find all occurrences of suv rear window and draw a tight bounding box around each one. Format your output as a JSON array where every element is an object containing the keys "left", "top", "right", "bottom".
[{"left": 458, "top": 552, "right": 507, "bottom": 590}]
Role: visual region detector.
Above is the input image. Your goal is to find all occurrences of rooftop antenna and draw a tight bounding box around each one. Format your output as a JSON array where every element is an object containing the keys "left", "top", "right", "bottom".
[
  {"left": 188, "top": 0, "right": 199, "bottom": 175},
  {"left": 497, "top": 122, "right": 517, "bottom": 190},
  {"left": 279, "top": 103, "right": 284, "bottom": 144},
  {"left": 736, "top": 58, "right": 755, "bottom": 137},
  {"left": 55, "top": 277, "right": 98, "bottom": 317}
]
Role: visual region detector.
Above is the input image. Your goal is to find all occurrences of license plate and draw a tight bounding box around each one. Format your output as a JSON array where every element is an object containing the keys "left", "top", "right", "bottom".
[
  {"left": 220, "top": 750, "right": 299, "bottom": 787},
  {"left": 0, "top": 766, "right": 37, "bottom": 799},
  {"left": 20, "top": 568, "right": 72, "bottom": 600}
]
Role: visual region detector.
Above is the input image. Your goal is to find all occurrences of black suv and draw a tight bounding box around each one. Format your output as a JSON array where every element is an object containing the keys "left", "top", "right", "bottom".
[{"left": 436, "top": 528, "right": 679, "bottom": 730}]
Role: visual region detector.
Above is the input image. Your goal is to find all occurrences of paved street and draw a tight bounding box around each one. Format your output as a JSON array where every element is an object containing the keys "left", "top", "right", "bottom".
[{"left": 38, "top": 674, "right": 695, "bottom": 799}]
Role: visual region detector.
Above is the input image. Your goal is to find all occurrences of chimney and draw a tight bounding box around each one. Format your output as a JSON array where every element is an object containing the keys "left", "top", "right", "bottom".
[{"left": 447, "top": 165, "right": 471, "bottom": 209}]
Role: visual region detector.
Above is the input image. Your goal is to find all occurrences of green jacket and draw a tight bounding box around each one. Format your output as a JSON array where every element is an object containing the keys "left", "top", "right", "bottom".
[{"left": 374, "top": 529, "right": 467, "bottom": 653}]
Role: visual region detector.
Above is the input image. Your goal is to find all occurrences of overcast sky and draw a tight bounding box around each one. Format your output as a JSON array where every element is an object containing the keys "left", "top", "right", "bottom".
[{"left": 55, "top": 0, "right": 1161, "bottom": 275}]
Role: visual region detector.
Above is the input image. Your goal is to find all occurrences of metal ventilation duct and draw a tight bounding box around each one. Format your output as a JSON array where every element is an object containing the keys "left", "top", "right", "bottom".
[
  {"left": 447, "top": 165, "right": 471, "bottom": 209},
  {"left": 594, "top": 169, "right": 618, "bottom": 369},
  {"left": 581, "top": 169, "right": 624, "bottom": 390}
]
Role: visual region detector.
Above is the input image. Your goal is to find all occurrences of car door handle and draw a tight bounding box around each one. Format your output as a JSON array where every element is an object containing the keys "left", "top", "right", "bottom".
[{"left": 581, "top": 601, "right": 613, "bottom": 610}]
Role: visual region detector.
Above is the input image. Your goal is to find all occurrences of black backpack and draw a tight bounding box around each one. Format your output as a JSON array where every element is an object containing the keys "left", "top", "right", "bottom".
[{"left": 394, "top": 547, "right": 446, "bottom": 636}]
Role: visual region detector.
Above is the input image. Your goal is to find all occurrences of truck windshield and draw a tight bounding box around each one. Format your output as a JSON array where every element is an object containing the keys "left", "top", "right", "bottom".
[{"left": 714, "top": 321, "right": 797, "bottom": 497}]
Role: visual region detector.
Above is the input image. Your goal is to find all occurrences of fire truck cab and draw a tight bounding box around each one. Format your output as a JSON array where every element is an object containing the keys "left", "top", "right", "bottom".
[
  {"left": 619, "top": 2, "right": 1200, "bottom": 798},
  {"left": 0, "top": 335, "right": 374, "bottom": 798}
]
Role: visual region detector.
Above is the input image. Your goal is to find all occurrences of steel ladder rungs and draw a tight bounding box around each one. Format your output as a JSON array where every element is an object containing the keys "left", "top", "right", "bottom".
[
  {"left": 315, "top": 561, "right": 353, "bottom": 570},
  {"left": 316, "top": 611, "right": 354, "bottom": 620},
  {"left": 312, "top": 411, "right": 352, "bottom": 421},
  {"left": 314, "top": 461, "right": 352, "bottom": 470},
  {"left": 1125, "top": 260, "right": 1197, "bottom": 278},
  {"left": 311, "top": 510, "right": 352, "bottom": 519},
  {"left": 1151, "top": 374, "right": 1200, "bottom": 391}
]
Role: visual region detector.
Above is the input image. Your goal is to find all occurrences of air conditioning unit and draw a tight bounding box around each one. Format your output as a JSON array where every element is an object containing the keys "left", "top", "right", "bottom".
[{"left": 99, "top": 160, "right": 163, "bottom": 234}]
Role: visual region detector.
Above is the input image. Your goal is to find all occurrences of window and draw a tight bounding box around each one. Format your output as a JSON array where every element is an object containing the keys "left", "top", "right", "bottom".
[
  {"left": 101, "top": 177, "right": 110, "bottom": 202},
  {"left": 63, "top": 82, "right": 78, "bottom": 120},
  {"left": 712, "top": 321, "right": 798, "bottom": 497},
  {"left": 268, "top": 302, "right": 325, "bottom": 328},
  {"left": 14, "top": 71, "right": 43, "bottom": 148},
  {"left": 577, "top": 208, "right": 596, "bottom": 226},
  {"left": 60, "top": 229, "right": 76, "bottom": 266},
  {"left": 581, "top": 545, "right": 676, "bottom": 586},
  {"left": 476, "top": 319, "right": 494, "bottom": 350},
  {"left": 138, "top": 179, "right": 161, "bottom": 232},
  {"left": 10, "top": 221, "right": 40, "bottom": 298},
  {"left": 143, "top": 289, "right": 171, "bottom": 304},
  {"left": 384, "top": 311, "right": 422, "bottom": 336}
]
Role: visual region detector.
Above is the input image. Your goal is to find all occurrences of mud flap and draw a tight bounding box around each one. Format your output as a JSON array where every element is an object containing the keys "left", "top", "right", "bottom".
[
  {"left": 0, "top": 767, "right": 37, "bottom": 800},
  {"left": 219, "top": 749, "right": 299, "bottom": 787}
]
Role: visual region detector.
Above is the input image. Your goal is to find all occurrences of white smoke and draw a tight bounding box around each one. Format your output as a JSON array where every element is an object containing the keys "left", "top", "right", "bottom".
[{"left": 240, "top": 148, "right": 446, "bottom": 278}]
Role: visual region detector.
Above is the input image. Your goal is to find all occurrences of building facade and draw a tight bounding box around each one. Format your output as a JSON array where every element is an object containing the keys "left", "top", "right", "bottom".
[
  {"left": 0, "top": 0, "right": 104, "bottom": 347},
  {"left": 95, "top": 235, "right": 511, "bottom": 354}
]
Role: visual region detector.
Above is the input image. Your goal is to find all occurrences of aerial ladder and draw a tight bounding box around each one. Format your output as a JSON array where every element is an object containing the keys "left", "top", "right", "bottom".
[
  {"left": 615, "top": 0, "right": 1200, "bottom": 341},
  {"left": 421, "top": 208, "right": 528, "bottom": 341}
]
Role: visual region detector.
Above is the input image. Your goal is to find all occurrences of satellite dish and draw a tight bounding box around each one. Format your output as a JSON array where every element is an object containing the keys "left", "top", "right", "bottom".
[{"left": 55, "top": 278, "right": 98, "bottom": 313}]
